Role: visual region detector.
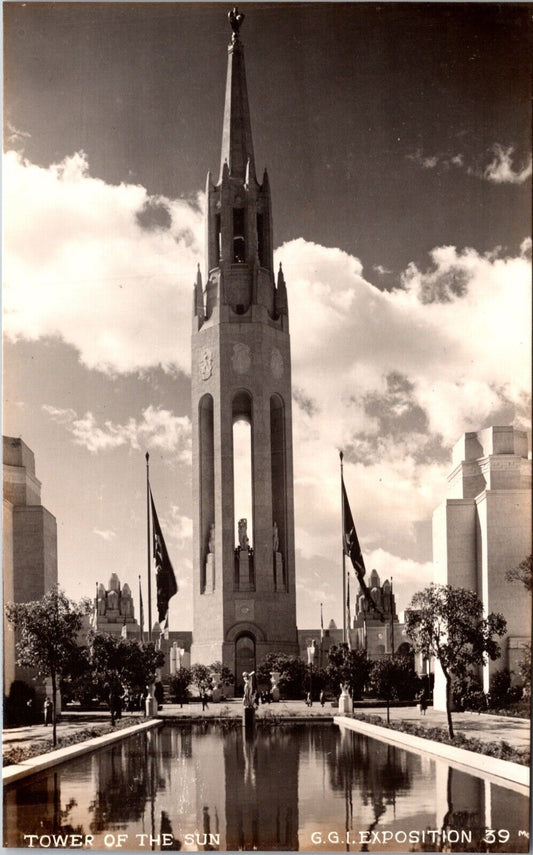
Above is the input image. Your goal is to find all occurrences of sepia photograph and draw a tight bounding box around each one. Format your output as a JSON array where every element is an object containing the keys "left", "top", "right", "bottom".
[{"left": 2, "top": 2, "right": 532, "bottom": 851}]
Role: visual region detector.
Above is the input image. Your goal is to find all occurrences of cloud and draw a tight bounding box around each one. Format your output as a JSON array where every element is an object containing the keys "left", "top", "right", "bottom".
[
  {"left": 93, "top": 528, "right": 116, "bottom": 541},
  {"left": 6, "top": 151, "right": 531, "bottom": 614},
  {"left": 5, "top": 122, "right": 31, "bottom": 149},
  {"left": 407, "top": 145, "right": 532, "bottom": 185},
  {"left": 406, "top": 150, "right": 439, "bottom": 169},
  {"left": 278, "top": 236, "right": 530, "bottom": 569},
  {"left": 42, "top": 404, "right": 192, "bottom": 461},
  {"left": 3, "top": 150, "right": 204, "bottom": 374},
  {"left": 484, "top": 145, "right": 532, "bottom": 185},
  {"left": 167, "top": 506, "right": 193, "bottom": 548}
]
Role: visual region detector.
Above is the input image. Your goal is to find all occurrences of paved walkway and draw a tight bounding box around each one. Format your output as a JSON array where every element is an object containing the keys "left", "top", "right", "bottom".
[
  {"left": 3, "top": 702, "right": 530, "bottom": 756},
  {"left": 358, "top": 705, "right": 531, "bottom": 751}
]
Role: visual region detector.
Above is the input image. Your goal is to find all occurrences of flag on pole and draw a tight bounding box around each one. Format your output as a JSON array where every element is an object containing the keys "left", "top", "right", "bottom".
[
  {"left": 342, "top": 477, "right": 366, "bottom": 582},
  {"left": 341, "top": 474, "right": 385, "bottom": 619},
  {"left": 150, "top": 490, "right": 178, "bottom": 628}
]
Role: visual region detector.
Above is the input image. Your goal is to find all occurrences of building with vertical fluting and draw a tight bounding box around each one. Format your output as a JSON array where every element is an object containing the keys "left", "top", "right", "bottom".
[
  {"left": 3, "top": 436, "right": 58, "bottom": 708},
  {"left": 432, "top": 425, "right": 531, "bottom": 709},
  {"left": 190, "top": 11, "right": 298, "bottom": 681}
]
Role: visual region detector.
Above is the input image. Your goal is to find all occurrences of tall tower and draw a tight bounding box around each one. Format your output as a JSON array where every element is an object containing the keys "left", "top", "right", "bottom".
[{"left": 191, "top": 9, "right": 298, "bottom": 677}]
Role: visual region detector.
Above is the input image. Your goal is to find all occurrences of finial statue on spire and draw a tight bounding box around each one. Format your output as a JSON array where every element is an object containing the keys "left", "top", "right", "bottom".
[{"left": 228, "top": 6, "right": 245, "bottom": 40}]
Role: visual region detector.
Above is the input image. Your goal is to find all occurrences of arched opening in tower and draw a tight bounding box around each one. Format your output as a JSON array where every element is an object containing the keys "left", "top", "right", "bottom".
[
  {"left": 233, "top": 207, "right": 245, "bottom": 263},
  {"left": 232, "top": 391, "right": 253, "bottom": 548},
  {"left": 271, "top": 395, "right": 287, "bottom": 590},
  {"left": 199, "top": 394, "right": 215, "bottom": 593}
]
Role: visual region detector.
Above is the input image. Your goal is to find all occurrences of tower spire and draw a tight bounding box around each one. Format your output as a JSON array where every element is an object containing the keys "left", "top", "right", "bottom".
[{"left": 219, "top": 7, "right": 256, "bottom": 184}]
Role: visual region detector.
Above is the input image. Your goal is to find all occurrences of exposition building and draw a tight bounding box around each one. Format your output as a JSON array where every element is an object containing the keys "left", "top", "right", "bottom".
[{"left": 432, "top": 425, "right": 531, "bottom": 708}]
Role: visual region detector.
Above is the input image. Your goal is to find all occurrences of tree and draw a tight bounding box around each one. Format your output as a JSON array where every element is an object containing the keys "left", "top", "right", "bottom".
[
  {"left": 406, "top": 584, "right": 506, "bottom": 737},
  {"left": 505, "top": 554, "right": 532, "bottom": 592},
  {"left": 255, "top": 654, "right": 307, "bottom": 698},
  {"left": 5, "top": 586, "right": 90, "bottom": 746},
  {"left": 326, "top": 644, "right": 371, "bottom": 702},
  {"left": 169, "top": 667, "right": 193, "bottom": 706},
  {"left": 88, "top": 632, "right": 164, "bottom": 723},
  {"left": 369, "top": 656, "right": 420, "bottom": 723},
  {"left": 190, "top": 663, "right": 212, "bottom": 695}
]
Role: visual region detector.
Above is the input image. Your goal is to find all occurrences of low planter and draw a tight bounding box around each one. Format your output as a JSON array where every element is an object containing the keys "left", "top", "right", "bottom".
[{"left": 335, "top": 714, "right": 529, "bottom": 787}]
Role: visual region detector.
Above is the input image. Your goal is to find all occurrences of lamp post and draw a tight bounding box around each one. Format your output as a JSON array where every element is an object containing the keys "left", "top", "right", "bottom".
[{"left": 307, "top": 641, "right": 316, "bottom": 706}]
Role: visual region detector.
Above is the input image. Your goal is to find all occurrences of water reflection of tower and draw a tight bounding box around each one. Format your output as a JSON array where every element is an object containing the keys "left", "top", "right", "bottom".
[{"left": 224, "top": 726, "right": 299, "bottom": 851}]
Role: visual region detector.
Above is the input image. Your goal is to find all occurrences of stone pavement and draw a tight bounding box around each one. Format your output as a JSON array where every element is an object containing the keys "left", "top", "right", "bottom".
[
  {"left": 358, "top": 705, "right": 531, "bottom": 752},
  {"left": 3, "top": 701, "right": 530, "bottom": 757}
]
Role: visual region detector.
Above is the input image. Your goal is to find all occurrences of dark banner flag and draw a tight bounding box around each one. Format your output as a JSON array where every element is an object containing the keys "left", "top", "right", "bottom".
[
  {"left": 150, "top": 490, "right": 178, "bottom": 627},
  {"left": 342, "top": 476, "right": 366, "bottom": 582},
  {"left": 341, "top": 475, "right": 385, "bottom": 619}
]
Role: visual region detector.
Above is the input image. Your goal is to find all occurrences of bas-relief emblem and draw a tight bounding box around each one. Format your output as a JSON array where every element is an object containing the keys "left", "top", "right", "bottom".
[
  {"left": 232, "top": 343, "right": 251, "bottom": 374},
  {"left": 236, "top": 600, "right": 254, "bottom": 620},
  {"left": 199, "top": 346, "right": 213, "bottom": 380},
  {"left": 271, "top": 347, "right": 283, "bottom": 379}
]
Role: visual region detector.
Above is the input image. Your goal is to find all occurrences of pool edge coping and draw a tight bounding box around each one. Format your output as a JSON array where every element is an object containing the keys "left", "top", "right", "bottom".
[
  {"left": 3, "top": 719, "right": 163, "bottom": 785},
  {"left": 334, "top": 715, "right": 530, "bottom": 789}
]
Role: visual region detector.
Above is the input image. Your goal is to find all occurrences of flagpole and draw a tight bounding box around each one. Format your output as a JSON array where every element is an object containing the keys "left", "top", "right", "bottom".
[
  {"left": 320, "top": 601, "right": 324, "bottom": 669},
  {"left": 346, "top": 570, "right": 351, "bottom": 648},
  {"left": 340, "top": 450, "right": 347, "bottom": 644},
  {"left": 139, "top": 574, "right": 144, "bottom": 646},
  {"left": 390, "top": 576, "right": 395, "bottom": 658},
  {"left": 146, "top": 452, "right": 152, "bottom": 643}
]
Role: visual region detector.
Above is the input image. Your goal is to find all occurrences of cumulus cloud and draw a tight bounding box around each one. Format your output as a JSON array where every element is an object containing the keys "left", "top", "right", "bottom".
[
  {"left": 3, "top": 150, "right": 204, "bottom": 374},
  {"left": 42, "top": 404, "right": 191, "bottom": 461},
  {"left": 6, "top": 150, "right": 531, "bottom": 610},
  {"left": 278, "top": 236, "right": 531, "bottom": 566}
]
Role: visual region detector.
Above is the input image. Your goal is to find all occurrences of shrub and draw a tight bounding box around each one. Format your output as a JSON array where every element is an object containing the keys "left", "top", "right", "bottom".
[{"left": 351, "top": 712, "right": 529, "bottom": 766}]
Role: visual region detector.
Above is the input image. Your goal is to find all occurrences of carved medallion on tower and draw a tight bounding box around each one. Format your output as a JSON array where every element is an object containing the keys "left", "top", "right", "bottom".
[
  {"left": 199, "top": 346, "right": 213, "bottom": 380},
  {"left": 232, "top": 343, "right": 251, "bottom": 374},
  {"left": 271, "top": 347, "right": 284, "bottom": 379}
]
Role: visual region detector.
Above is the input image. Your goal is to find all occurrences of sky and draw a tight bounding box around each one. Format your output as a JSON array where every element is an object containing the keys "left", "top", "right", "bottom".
[{"left": 3, "top": 2, "right": 532, "bottom": 633}]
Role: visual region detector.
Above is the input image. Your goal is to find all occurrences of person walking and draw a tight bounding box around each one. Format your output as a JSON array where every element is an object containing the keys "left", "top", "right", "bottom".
[
  {"left": 319, "top": 690, "right": 325, "bottom": 707},
  {"left": 418, "top": 688, "right": 428, "bottom": 715},
  {"left": 201, "top": 687, "right": 209, "bottom": 711},
  {"left": 43, "top": 697, "right": 53, "bottom": 726}
]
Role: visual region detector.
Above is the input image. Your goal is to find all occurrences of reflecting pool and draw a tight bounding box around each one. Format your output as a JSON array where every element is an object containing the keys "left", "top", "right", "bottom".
[{"left": 4, "top": 723, "right": 529, "bottom": 851}]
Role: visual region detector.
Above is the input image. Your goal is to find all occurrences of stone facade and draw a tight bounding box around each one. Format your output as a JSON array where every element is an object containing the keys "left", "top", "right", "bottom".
[
  {"left": 92, "top": 573, "right": 139, "bottom": 637},
  {"left": 190, "top": 18, "right": 298, "bottom": 680},
  {"left": 432, "top": 426, "right": 531, "bottom": 709},
  {"left": 352, "top": 569, "right": 411, "bottom": 659},
  {"left": 3, "top": 436, "right": 58, "bottom": 703}
]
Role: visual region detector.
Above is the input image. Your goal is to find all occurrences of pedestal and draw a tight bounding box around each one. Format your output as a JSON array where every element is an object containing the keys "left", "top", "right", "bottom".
[
  {"left": 274, "top": 552, "right": 285, "bottom": 591},
  {"left": 238, "top": 548, "right": 252, "bottom": 591},
  {"left": 243, "top": 706, "right": 255, "bottom": 730},
  {"left": 338, "top": 691, "right": 352, "bottom": 715},
  {"left": 205, "top": 553, "right": 215, "bottom": 593},
  {"left": 270, "top": 671, "right": 280, "bottom": 702},
  {"left": 145, "top": 685, "right": 158, "bottom": 717}
]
